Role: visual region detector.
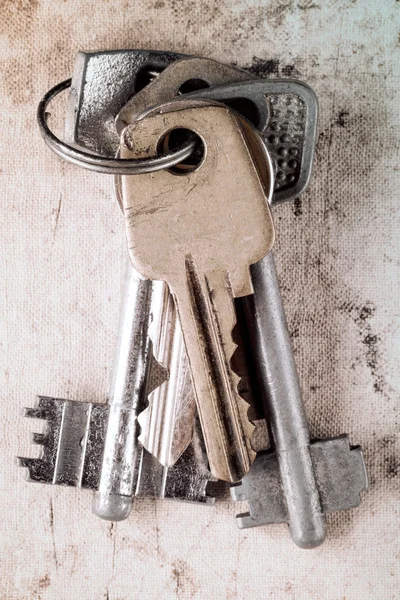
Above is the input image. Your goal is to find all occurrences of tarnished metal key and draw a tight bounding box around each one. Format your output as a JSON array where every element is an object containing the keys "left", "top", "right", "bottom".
[
  {"left": 120, "top": 100, "right": 275, "bottom": 482},
  {"left": 115, "top": 58, "right": 257, "bottom": 468},
  {"left": 19, "top": 50, "right": 214, "bottom": 516},
  {"left": 231, "top": 263, "right": 368, "bottom": 547},
  {"left": 117, "top": 56, "right": 367, "bottom": 545}
]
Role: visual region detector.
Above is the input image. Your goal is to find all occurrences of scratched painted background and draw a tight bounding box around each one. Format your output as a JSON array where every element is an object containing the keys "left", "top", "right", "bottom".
[{"left": 0, "top": 1, "right": 399, "bottom": 599}]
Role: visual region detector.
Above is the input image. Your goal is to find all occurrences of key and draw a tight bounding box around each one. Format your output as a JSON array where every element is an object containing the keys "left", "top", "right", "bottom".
[
  {"left": 19, "top": 50, "right": 214, "bottom": 517},
  {"left": 231, "top": 256, "right": 368, "bottom": 547},
  {"left": 117, "top": 56, "right": 367, "bottom": 545},
  {"left": 115, "top": 58, "right": 317, "bottom": 468},
  {"left": 120, "top": 99, "right": 275, "bottom": 482},
  {"left": 69, "top": 50, "right": 214, "bottom": 514},
  {"left": 115, "top": 59, "right": 260, "bottom": 470},
  {"left": 19, "top": 392, "right": 213, "bottom": 506}
]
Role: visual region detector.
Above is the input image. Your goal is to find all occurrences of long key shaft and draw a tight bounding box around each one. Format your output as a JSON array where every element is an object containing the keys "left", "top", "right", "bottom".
[
  {"left": 244, "top": 254, "right": 326, "bottom": 546},
  {"left": 93, "top": 265, "right": 154, "bottom": 520}
]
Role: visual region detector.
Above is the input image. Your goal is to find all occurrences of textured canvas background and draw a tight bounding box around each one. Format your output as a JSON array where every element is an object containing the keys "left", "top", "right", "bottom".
[{"left": 0, "top": 1, "right": 399, "bottom": 599}]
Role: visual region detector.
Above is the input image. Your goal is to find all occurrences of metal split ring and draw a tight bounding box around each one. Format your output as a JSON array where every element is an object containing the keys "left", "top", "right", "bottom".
[{"left": 37, "top": 78, "right": 196, "bottom": 175}]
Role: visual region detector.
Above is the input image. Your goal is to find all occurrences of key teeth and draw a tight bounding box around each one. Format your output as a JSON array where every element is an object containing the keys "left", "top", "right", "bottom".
[
  {"left": 310, "top": 435, "right": 368, "bottom": 513},
  {"left": 31, "top": 432, "right": 47, "bottom": 445},
  {"left": 236, "top": 513, "right": 257, "bottom": 529},
  {"left": 17, "top": 456, "right": 33, "bottom": 481},
  {"left": 136, "top": 355, "right": 170, "bottom": 464},
  {"left": 228, "top": 343, "right": 256, "bottom": 469},
  {"left": 17, "top": 456, "right": 31, "bottom": 468},
  {"left": 24, "top": 396, "right": 64, "bottom": 420},
  {"left": 24, "top": 407, "right": 42, "bottom": 419},
  {"left": 17, "top": 457, "right": 48, "bottom": 483},
  {"left": 223, "top": 300, "right": 257, "bottom": 468},
  {"left": 19, "top": 396, "right": 65, "bottom": 485},
  {"left": 230, "top": 482, "right": 247, "bottom": 502}
]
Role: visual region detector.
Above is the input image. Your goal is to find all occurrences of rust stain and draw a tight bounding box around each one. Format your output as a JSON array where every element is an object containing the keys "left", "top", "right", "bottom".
[
  {"left": 171, "top": 559, "right": 199, "bottom": 598},
  {"left": 38, "top": 574, "right": 51, "bottom": 589}
]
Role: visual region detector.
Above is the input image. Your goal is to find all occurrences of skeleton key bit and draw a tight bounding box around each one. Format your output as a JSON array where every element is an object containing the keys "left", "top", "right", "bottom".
[{"left": 120, "top": 100, "right": 275, "bottom": 482}]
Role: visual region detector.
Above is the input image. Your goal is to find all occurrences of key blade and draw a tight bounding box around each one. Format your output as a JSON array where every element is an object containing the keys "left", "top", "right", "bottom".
[
  {"left": 177, "top": 259, "right": 256, "bottom": 482},
  {"left": 138, "top": 281, "right": 196, "bottom": 466}
]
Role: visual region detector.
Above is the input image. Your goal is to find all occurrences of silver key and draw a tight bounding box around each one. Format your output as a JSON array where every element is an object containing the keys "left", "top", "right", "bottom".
[
  {"left": 117, "top": 56, "right": 367, "bottom": 545},
  {"left": 19, "top": 50, "right": 214, "bottom": 516},
  {"left": 231, "top": 257, "right": 368, "bottom": 547}
]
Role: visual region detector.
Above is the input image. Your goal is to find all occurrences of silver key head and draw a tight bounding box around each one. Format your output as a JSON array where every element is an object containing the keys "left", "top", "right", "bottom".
[
  {"left": 116, "top": 56, "right": 256, "bottom": 134},
  {"left": 66, "top": 49, "right": 184, "bottom": 154}
]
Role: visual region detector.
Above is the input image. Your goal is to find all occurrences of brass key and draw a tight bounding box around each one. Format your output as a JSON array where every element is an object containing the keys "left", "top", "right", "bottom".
[{"left": 120, "top": 100, "right": 275, "bottom": 482}]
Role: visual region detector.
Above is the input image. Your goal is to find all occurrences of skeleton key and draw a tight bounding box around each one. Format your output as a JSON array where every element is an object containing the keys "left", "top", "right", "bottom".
[
  {"left": 70, "top": 50, "right": 214, "bottom": 516},
  {"left": 120, "top": 100, "right": 275, "bottom": 482},
  {"left": 118, "top": 56, "right": 367, "bottom": 545},
  {"left": 20, "top": 50, "right": 214, "bottom": 519},
  {"left": 69, "top": 50, "right": 215, "bottom": 517}
]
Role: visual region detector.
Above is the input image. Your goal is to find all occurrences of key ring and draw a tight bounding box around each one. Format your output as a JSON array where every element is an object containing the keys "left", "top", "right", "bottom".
[{"left": 37, "top": 78, "right": 196, "bottom": 175}]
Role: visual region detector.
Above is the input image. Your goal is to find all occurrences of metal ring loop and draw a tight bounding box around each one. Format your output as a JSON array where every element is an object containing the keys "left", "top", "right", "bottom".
[{"left": 37, "top": 78, "right": 196, "bottom": 175}]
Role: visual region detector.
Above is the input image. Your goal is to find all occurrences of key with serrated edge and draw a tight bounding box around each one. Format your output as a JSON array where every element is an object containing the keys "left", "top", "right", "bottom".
[
  {"left": 115, "top": 57, "right": 315, "bottom": 470},
  {"left": 120, "top": 100, "right": 275, "bottom": 483}
]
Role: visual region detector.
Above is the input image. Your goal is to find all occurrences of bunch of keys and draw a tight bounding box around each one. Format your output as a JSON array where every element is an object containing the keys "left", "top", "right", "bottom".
[{"left": 20, "top": 50, "right": 368, "bottom": 548}]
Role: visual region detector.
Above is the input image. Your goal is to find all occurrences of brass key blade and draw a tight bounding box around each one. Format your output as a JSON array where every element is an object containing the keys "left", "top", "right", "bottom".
[
  {"left": 120, "top": 100, "right": 274, "bottom": 482},
  {"left": 179, "top": 259, "right": 255, "bottom": 481}
]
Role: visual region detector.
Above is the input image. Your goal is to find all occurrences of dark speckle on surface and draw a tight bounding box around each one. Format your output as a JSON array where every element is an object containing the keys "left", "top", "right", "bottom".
[
  {"left": 293, "top": 197, "right": 303, "bottom": 216},
  {"left": 335, "top": 110, "right": 350, "bottom": 128},
  {"left": 247, "top": 57, "right": 281, "bottom": 77}
]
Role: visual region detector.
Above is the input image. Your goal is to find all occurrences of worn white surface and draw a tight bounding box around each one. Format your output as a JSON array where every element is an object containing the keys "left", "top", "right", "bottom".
[{"left": 0, "top": 1, "right": 399, "bottom": 599}]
